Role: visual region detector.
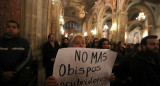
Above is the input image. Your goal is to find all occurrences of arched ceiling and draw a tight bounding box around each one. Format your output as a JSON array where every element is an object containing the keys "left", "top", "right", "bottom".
[
  {"left": 61, "top": 0, "right": 98, "bottom": 14},
  {"left": 80, "top": 0, "right": 99, "bottom": 12}
]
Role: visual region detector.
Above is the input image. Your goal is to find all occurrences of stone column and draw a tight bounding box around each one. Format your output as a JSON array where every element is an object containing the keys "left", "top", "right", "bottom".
[
  {"left": 87, "top": 18, "right": 93, "bottom": 40},
  {"left": 111, "top": 12, "right": 117, "bottom": 43},
  {"left": 116, "top": 11, "right": 127, "bottom": 42},
  {"left": 51, "top": 0, "right": 63, "bottom": 43},
  {"left": 22, "top": 0, "right": 49, "bottom": 60}
]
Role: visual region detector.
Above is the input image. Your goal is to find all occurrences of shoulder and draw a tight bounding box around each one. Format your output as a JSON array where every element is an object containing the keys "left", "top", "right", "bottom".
[
  {"left": 19, "top": 37, "right": 30, "bottom": 45},
  {"left": 131, "top": 52, "right": 146, "bottom": 68},
  {"left": 43, "top": 41, "right": 50, "bottom": 47},
  {"left": 54, "top": 41, "right": 60, "bottom": 45}
]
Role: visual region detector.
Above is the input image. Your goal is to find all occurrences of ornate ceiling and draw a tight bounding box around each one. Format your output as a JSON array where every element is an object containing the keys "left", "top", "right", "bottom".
[
  {"left": 60, "top": 0, "right": 160, "bottom": 19},
  {"left": 80, "top": 0, "right": 99, "bottom": 12},
  {"left": 61, "top": 0, "right": 99, "bottom": 18}
]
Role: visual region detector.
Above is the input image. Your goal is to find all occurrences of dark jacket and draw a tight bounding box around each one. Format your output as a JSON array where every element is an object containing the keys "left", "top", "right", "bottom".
[
  {"left": 42, "top": 41, "right": 60, "bottom": 78},
  {"left": 42, "top": 41, "right": 60, "bottom": 67},
  {"left": 130, "top": 51, "right": 160, "bottom": 86},
  {"left": 0, "top": 33, "right": 32, "bottom": 86}
]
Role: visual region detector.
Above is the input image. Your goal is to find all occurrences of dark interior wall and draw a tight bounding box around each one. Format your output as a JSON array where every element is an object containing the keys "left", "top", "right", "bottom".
[{"left": 0, "top": 0, "right": 21, "bottom": 36}]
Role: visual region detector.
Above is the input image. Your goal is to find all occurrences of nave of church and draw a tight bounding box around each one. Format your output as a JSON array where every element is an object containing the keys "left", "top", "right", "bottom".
[{"left": 0, "top": 0, "right": 160, "bottom": 86}]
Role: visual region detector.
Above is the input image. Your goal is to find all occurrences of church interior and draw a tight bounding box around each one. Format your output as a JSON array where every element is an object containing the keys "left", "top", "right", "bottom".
[{"left": 0, "top": 0, "right": 160, "bottom": 86}]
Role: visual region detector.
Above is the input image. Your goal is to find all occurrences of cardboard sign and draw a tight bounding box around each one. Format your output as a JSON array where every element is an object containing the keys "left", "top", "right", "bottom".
[{"left": 53, "top": 48, "right": 117, "bottom": 86}]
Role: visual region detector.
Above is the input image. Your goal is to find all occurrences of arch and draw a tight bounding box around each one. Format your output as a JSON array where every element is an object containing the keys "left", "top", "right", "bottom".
[
  {"left": 64, "top": 5, "right": 85, "bottom": 14},
  {"left": 87, "top": 14, "right": 97, "bottom": 37},
  {"left": 96, "top": 3, "right": 113, "bottom": 38},
  {"left": 126, "top": 0, "right": 141, "bottom": 12},
  {"left": 65, "top": 19, "right": 81, "bottom": 25},
  {"left": 126, "top": 2, "right": 155, "bottom": 29},
  {"left": 64, "top": 21, "right": 82, "bottom": 30},
  {"left": 127, "top": 22, "right": 143, "bottom": 32},
  {"left": 101, "top": 14, "right": 112, "bottom": 29},
  {"left": 97, "top": 3, "right": 113, "bottom": 23}
]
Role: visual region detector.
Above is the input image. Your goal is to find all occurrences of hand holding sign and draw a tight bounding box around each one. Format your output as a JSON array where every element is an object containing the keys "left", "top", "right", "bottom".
[{"left": 53, "top": 48, "right": 117, "bottom": 86}]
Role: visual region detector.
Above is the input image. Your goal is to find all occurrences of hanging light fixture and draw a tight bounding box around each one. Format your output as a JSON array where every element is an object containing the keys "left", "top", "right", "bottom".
[
  {"left": 104, "top": 24, "right": 108, "bottom": 29},
  {"left": 61, "top": 27, "right": 64, "bottom": 35},
  {"left": 60, "top": 16, "right": 64, "bottom": 25},
  {"left": 52, "top": 0, "right": 55, "bottom": 5},
  {"left": 136, "top": 12, "right": 146, "bottom": 21},
  {"left": 91, "top": 29, "right": 96, "bottom": 35},
  {"left": 84, "top": 32, "right": 87, "bottom": 36}
]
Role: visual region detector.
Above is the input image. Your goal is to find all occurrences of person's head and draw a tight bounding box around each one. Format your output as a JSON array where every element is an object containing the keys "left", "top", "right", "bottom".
[
  {"left": 134, "top": 43, "right": 141, "bottom": 52},
  {"left": 129, "top": 43, "right": 134, "bottom": 50},
  {"left": 93, "top": 38, "right": 98, "bottom": 43},
  {"left": 97, "top": 38, "right": 109, "bottom": 49},
  {"left": 84, "top": 36, "right": 90, "bottom": 44},
  {"left": 92, "top": 38, "right": 99, "bottom": 48},
  {"left": 117, "top": 41, "right": 124, "bottom": 48},
  {"left": 6, "top": 20, "right": 20, "bottom": 36},
  {"left": 141, "top": 35, "right": 159, "bottom": 55},
  {"left": 48, "top": 34, "right": 55, "bottom": 42},
  {"left": 62, "top": 38, "right": 69, "bottom": 44},
  {"left": 68, "top": 34, "right": 86, "bottom": 48}
]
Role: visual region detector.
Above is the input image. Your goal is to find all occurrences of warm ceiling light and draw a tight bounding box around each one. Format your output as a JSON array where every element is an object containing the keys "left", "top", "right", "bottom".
[
  {"left": 110, "top": 23, "right": 117, "bottom": 31},
  {"left": 52, "top": 0, "right": 55, "bottom": 5},
  {"left": 84, "top": 32, "right": 87, "bottom": 36},
  {"left": 104, "top": 24, "right": 108, "bottom": 29},
  {"left": 91, "top": 29, "right": 96, "bottom": 35},
  {"left": 136, "top": 12, "right": 146, "bottom": 21}
]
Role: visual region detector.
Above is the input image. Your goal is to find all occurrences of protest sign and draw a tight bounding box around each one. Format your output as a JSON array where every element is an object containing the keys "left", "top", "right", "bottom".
[{"left": 53, "top": 48, "right": 117, "bottom": 86}]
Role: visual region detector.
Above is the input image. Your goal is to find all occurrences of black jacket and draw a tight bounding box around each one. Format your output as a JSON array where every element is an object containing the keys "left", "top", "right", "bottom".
[
  {"left": 42, "top": 41, "right": 60, "bottom": 67},
  {"left": 0, "top": 33, "right": 32, "bottom": 85},
  {"left": 130, "top": 51, "right": 160, "bottom": 86}
]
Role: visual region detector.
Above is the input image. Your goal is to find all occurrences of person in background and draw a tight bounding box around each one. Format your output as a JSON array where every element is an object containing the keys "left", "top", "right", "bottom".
[
  {"left": 127, "top": 43, "right": 135, "bottom": 55},
  {"left": 134, "top": 43, "right": 141, "bottom": 53},
  {"left": 115, "top": 41, "right": 127, "bottom": 66},
  {"left": 91, "top": 38, "right": 99, "bottom": 48},
  {"left": 42, "top": 34, "right": 60, "bottom": 78},
  {"left": 130, "top": 35, "right": 160, "bottom": 86},
  {"left": 60, "top": 37, "right": 69, "bottom": 48},
  {"left": 46, "top": 34, "right": 85, "bottom": 86},
  {"left": 68, "top": 34, "right": 86, "bottom": 48},
  {"left": 0, "top": 20, "right": 33, "bottom": 86},
  {"left": 84, "top": 36, "right": 91, "bottom": 48},
  {"left": 46, "top": 34, "right": 116, "bottom": 86},
  {"left": 97, "top": 38, "right": 109, "bottom": 49}
]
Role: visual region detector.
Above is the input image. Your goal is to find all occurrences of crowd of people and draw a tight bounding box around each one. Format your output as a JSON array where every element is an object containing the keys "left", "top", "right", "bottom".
[
  {"left": 0, "top": 20, "right": 160, "bottom": 86},
  {"left": 44, "top": 33, "right": 160, "bottom": 86}
]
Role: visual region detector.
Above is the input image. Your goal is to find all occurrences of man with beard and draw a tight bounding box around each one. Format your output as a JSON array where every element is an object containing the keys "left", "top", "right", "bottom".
[{"left": 130, "top": 35, "right": 160, "bottom": 86}]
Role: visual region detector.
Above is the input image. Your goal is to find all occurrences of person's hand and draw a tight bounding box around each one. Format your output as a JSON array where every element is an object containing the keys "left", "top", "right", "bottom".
[
  {"left": 46, "top": 76, "right": 57, "bottom": 86},
  {"left": 109, "top": 73, "right": 116, "bottom": 82},
  {"left": 2, "top": 71, "right": 16, "bottom": 82},
  {"left": 50, "top": 58, "right": 55, "bottom": 62}
]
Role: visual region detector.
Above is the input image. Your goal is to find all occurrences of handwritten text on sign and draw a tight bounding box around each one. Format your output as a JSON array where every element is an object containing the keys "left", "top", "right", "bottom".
[{"left": 53, "top": 48, "right": 117, "bottom": 86}]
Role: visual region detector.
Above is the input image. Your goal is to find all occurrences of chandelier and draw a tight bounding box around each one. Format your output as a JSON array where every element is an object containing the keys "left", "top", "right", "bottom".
[
  {"left": 52, "top": 0, "right": 55, "bottom": 5},
  {"left": 136, "top": 12, "right": 146, "bottom": 21},
  {"left": 91, "top": 29, "right": 96, "bottom": 35},
  {"left": 104, "top": 24, "right": 108, "bottom": 29}
]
